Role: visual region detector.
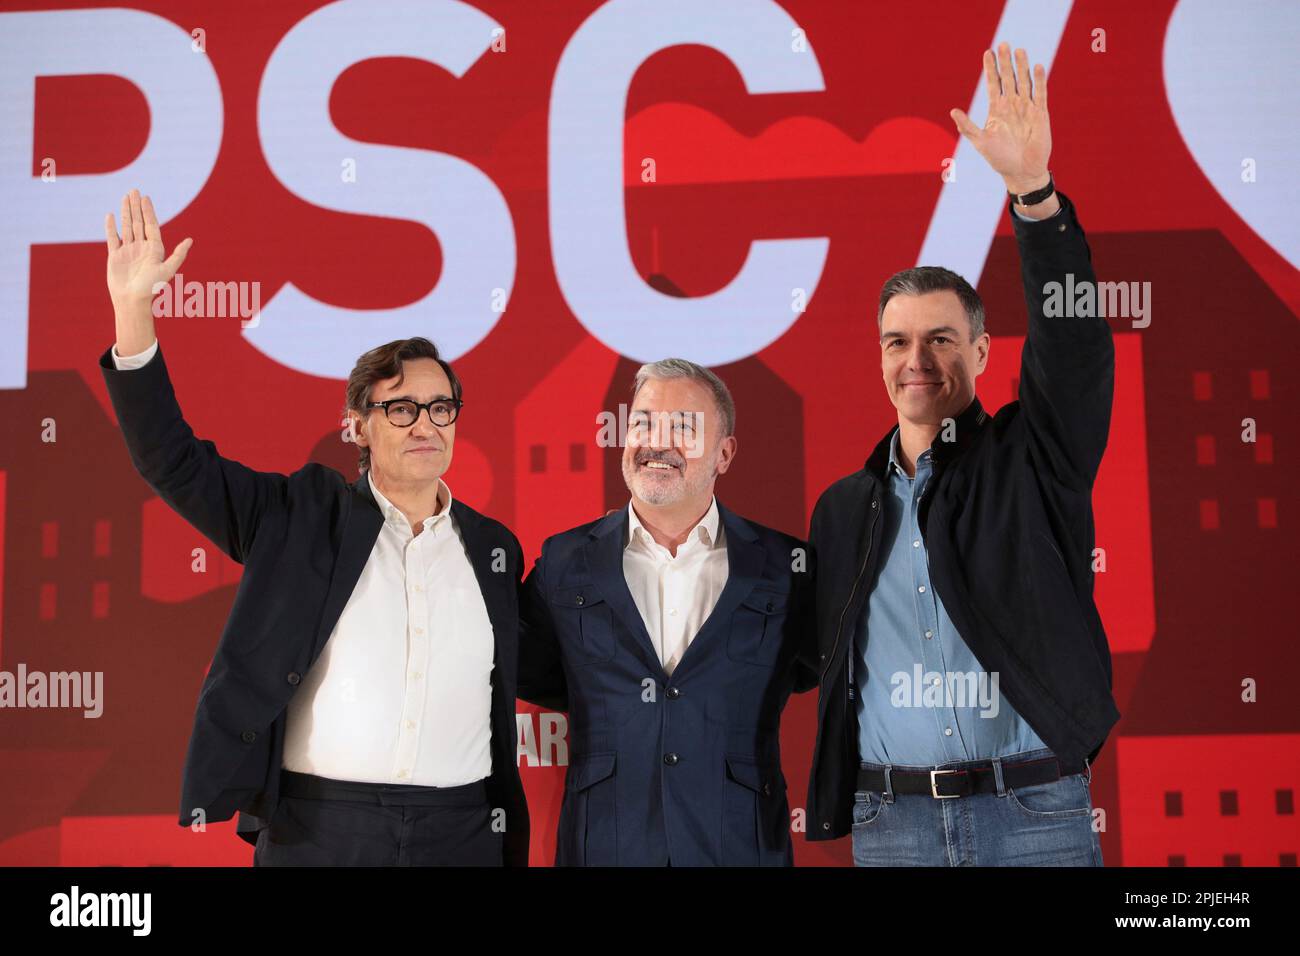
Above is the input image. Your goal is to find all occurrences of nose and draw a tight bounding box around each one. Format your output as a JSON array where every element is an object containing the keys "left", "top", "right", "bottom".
[
  {"left": 645, "top": 415, "right": 674, "bottom": 450},
  {"left": 906, "top": 341, "right": 934, "bottom": 372},
  {"left": 409, "top": 411, "right": 439, "bottom": 438}
]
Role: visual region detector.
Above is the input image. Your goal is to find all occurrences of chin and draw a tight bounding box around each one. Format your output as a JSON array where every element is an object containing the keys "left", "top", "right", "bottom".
[{"left": 630, "top": 477, "right": 683, "bottom": 507}]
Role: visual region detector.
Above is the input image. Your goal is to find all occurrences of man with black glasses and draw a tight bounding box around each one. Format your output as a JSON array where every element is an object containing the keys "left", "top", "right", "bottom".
[{"left": 99, "top": 189, "right": 528, "bottom": 865}]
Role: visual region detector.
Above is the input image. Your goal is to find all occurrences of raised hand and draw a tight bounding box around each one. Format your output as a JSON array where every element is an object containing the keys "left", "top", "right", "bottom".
[
  {"left": 950, "top": 43, "right": 1052, "bottom": 199},
  {"left": 105, "top": 189, "right": 192, "bottom": 308},
  {"left": 105, "top": 188, "right": 192, "bottom": 356}
]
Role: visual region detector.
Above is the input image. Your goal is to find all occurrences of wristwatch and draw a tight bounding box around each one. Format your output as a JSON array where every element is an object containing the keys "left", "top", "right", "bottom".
[{"left": 1008, "top": 173, "right": 1055, "bottom": 206}]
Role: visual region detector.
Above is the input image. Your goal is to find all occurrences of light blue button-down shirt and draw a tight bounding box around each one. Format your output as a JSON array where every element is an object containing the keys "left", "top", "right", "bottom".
[{"left": 853, "top": 429, "right": 1049, "bottom": 766}]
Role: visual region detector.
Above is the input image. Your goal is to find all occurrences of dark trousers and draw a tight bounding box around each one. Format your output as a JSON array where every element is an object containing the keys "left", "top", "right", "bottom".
[{"left": 253, "top": 770, "right": 503, "bottom": 866}]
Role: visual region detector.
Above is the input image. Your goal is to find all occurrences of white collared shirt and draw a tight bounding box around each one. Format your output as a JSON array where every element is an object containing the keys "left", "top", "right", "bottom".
[
  {"left": 110, "top": 342, "right": 496, "bottom": 786},
  {"left": 622, "top": 497, "right": 728, "bottom": 675},
  {"left": 279, "top": 472, "right": 495, "bottom": 785}
]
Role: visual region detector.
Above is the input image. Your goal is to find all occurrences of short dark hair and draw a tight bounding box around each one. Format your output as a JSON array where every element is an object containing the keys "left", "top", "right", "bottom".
[
  {"left": 344, "top": 337, "right": 461, "bottom": 474},
  {"left": 877, "top": 266, "right": 985, "bottom": 341}
]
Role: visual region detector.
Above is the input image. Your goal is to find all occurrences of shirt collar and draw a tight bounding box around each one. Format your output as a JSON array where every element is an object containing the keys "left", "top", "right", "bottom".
[
  {"left": 888, "top": 428, "right": 936, "bottom": 480},
  {"left": 367, "top": 471, "right": 452, "bottom": 531},
  {"left": 627, "top": 496, "right": 722, "bottom": 551}
]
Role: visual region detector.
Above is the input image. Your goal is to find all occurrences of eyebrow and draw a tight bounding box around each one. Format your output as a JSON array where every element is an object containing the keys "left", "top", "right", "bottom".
[
  {"left": 880, "top": 326, "right": 963, "bottom": 343},
  {"left": 384, "top": 393, "right": 455, "bottom": 403}
]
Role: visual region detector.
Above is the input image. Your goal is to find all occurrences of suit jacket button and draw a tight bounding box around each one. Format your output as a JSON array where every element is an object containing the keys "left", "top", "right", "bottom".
[
  {"left": 575, "top": 594, "right": 585, "bottom": 606},
  {"left": 286, "top": 672, "right": 301, "bottom": 685},
  {"left": 663, "top": 753, "right": 679, "bottom": 766},
  {"left": 822, "top": 822, "right": 831, "bottom": 830},
  {"left": 241, "top": 730, "right": 257, "bottom": 743},
  {"left": 666, "top": 687, "right": 680, "bottom": 699},
  {"left": 766, "top": 601, "right": 774, "bottom": 612},
  {"left": 762, "top": 783, "right": 772, "bottom": 796}
]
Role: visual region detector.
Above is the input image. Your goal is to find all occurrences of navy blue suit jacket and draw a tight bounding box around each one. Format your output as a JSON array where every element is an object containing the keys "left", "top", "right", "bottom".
[{"left": 518, "top": 501, "right": 816, "bottom": 866}]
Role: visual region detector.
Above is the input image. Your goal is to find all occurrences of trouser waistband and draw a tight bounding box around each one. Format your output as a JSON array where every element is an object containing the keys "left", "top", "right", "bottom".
[{"left": 279, "top": 770, "right": 489, "bottom": 807}]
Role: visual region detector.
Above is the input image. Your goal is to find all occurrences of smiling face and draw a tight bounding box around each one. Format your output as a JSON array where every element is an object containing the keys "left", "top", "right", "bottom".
[
  {"left": 880, "top": 290, "right": 990, "bottom": 427},
  {"left": 620, "top": 375, "right": 735, "bottom": 510},
  {"left": 353, "top": 357, "right": 455, "bottom": 487}
]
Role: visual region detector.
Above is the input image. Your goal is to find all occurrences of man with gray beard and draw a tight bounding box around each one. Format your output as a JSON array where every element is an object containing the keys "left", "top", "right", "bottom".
[{"left": 518, "top": 359, "right": 817, "bottom": 865}]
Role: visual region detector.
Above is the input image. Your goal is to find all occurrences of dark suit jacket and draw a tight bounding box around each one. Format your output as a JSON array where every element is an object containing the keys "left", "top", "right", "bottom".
[
  {"left": 98, "top": 342, "right": 529, "bottom": 866},
  {"left": 518, "top": 501, "right": 816, "bottom": 866}
]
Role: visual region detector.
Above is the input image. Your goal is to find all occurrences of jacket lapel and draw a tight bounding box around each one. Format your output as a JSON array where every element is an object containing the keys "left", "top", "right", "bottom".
[
  {"left": 582, "top": 509, "right": 667, "bottom": 679},
  {"left": 451, "top": 499, "right": 516, "bottom": 674},
  {"left": 669, "top": 500, "right": 765, "bottom": 680},
  {"left": 581, "top": 500, "right": 768, "bottom": 682},
  {"left": 310, "top": 472, "right": 384, "bottom": 661}
]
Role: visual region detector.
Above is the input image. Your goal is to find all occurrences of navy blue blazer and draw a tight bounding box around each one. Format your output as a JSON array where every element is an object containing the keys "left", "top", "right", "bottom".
[{"left": 518, "top": 501, "right": 817, "bottom": 866}]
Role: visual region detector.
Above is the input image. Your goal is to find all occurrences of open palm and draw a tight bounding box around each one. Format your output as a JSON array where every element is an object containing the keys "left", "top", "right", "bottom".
[
  {"left": 105, "top": 189, "right": 191, "bottom": 305},
  {"left": 951, "top": 44, "right": 1052, "bottom": 192}
]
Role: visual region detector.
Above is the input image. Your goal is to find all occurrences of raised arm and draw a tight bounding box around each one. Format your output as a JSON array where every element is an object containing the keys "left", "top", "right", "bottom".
[
  {"left": 101, "top": 189, "right": 286, "bottom": 562},
  {"left": 952, "top": 44, "right": 1114, "bottom": 488}
]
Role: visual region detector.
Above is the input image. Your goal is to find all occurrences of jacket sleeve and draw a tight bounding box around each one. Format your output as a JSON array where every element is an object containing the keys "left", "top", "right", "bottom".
[
  {"left": 517, "top": 542, "right": 569, "bottom": 712},
  {"left": 98, "top": 341, "right": 287, "bottom": 563},
  {"left": 1012, "top": 191, "right": 1115, "bottom": 490}
]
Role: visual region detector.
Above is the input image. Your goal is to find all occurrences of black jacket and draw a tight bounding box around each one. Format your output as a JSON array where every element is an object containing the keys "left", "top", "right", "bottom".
[
  {"left": 804, "top": 192, "right": 1119, "bottom": 841},
  {"left": 98, "top": 343, "right": 530, "bottom": 865}
]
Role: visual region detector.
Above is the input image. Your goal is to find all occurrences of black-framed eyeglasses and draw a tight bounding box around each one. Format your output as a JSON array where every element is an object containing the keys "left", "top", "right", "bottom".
[{"left": 366, "top": 397, "right": 463, "bottom": 427}]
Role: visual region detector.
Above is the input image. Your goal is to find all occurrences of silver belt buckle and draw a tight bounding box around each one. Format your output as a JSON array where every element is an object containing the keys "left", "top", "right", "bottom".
[{"left": 930, "top": 769, "right": 961, "bottom": 799}]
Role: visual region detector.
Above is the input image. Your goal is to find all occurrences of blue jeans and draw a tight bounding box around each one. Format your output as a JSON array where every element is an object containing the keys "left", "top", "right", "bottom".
[{"left": 850, "top": 748, "right": 1103, "bottom": 866}]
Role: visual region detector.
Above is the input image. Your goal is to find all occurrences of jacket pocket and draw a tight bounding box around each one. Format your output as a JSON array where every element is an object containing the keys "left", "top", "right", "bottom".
[
  {"left": 722, "top": 754, "right": 787, "bottom": 865},
  {"left": 726, "top": 588, "right": 790, "bottom": 667},
  {"left": 550, "top": 586, "right": 616, "bottom": 665}
]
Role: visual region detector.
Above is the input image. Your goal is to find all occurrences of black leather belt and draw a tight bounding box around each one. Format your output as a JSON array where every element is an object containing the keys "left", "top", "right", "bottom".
[{"left": 856, "top": 754, "right": 1086, "bottom": 799}]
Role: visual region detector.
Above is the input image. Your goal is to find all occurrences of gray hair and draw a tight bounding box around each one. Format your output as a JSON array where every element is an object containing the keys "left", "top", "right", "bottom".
[
  {"left": 877, "top": 266, "right": 985, "bottom": 341},
  {"left": 631, "top": 358, "right": 736, "bottom": 437}
]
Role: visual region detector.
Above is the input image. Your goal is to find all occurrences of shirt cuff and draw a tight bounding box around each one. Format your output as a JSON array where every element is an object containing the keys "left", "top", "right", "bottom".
[
  {"left": 1012, "top": 202, "right": 1063, "bottom": 222},
  {"left": 111, "top": 338, "right": 159, "bottom": 370}
]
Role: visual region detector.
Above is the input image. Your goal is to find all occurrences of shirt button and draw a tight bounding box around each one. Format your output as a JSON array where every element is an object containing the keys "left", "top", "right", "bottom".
[
  {"left": 932, "top": 677, "right": 941, "bottom": 686},
  {"left": 913, "top": 540, "right": 920, "bottom": 548},
  {"left": 406, "top": 720, "right": 416, "bottom": 730},
  {"left": 918, "top": 586, "right": 926, "bottom": 593},
  {"left": 669, "top": 608, "right": 677, "bottom": 616},
  {"left": 414, "top": 626, "right": 424, "bottom": 635},
  {"left": 397, "top": 769, "right": 409, "bottom": 779},
  {"left": 412, "top": 671, "right": 423, "bottom": 680},
  {"left": 413, "top": 584, "right": 423, "bottom": 592},
  {"left": 663, "top": 753, "right": 680, "bottom": 766},
  {"left": 925, "top": 630, "right": 933, "bottom": 639},
  {"left": 944, "top": 728, "right": 953, "bottom": 736}
]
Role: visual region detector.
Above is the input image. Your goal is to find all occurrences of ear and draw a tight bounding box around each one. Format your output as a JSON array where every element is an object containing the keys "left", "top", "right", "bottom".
[
  {"left": 715, "top": 434, "right": 738, "bottom": 475},
  {"left": 350, "top": 410, "right": 369, "bottom": 448},
  {"left": 974, "top": 333, "right": 991, "bottom": 375}
]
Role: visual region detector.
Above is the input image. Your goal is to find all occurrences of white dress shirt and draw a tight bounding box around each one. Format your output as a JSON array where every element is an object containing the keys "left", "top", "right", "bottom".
[
  {"left": 111, "top": 339, "right": 496, "bottom": 786},
  {"left": 622, "top": 497, "right": 728, "bottom": 675}
]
